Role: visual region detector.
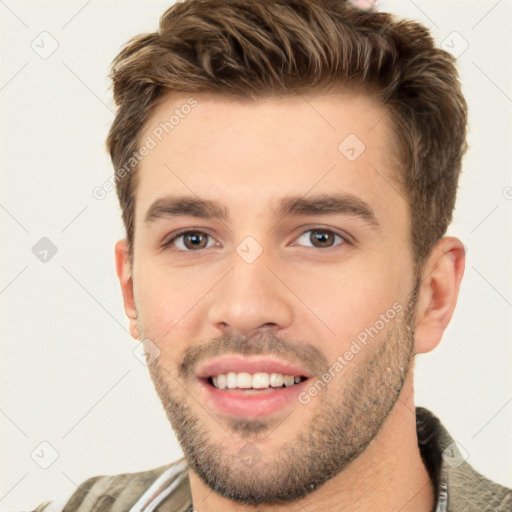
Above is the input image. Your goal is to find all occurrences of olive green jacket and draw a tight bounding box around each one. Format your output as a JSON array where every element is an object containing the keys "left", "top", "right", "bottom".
[{"left": 32, "top": 408, "right": 511, "bottom": 512}]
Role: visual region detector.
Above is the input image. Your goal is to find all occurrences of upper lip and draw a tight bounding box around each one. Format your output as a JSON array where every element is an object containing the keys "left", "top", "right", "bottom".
[{"left": 195, "top": 355, "right": 312, "bottom": 379}]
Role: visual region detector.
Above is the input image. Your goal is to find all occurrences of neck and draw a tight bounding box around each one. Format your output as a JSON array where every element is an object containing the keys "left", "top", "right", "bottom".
[{"left": 188, "top": 372, "right": 434, "bottom": 512}]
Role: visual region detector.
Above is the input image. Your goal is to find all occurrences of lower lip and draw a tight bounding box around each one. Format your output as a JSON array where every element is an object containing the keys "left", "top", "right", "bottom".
[{"left": 198, "top": 379, "right": 309, "bottom": 418}]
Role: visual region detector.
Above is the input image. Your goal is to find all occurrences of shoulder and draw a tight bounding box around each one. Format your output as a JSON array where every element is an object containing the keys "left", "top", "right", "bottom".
[
  {"left": 447, "top": 458, "right": 512, "bottom": 512},
  {"left": 31, "top": 458, "right": 189, "bottom": 512},
  {"left": 416, "top": 407, "right": 512, "bottom": 512}
]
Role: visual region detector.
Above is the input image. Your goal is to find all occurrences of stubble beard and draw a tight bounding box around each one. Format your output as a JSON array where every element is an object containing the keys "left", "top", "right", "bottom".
[{"left": 142, "top": 284, "right": 419, "bottom": 506}]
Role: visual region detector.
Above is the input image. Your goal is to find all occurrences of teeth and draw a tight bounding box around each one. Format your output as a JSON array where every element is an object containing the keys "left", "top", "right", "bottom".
[
  {"left": 236, "top": 372, "right": 252, "bottom": 388},
  {"left": 252, "top": 372, "right": 270, "bottom": 389},
  {"left": 283, "top": 375, "right": 295, "bottom": 387},
  {"left": 269, "top": 373, "right": 283, "bottom": 387},
  {"left": 209, "top": 372, "right": 305, "bottom": 390},
  {"left": 217, "top": 374, "right": 227, "bottom": 389},
  {"left": 226, "top": 372, "right": 237, "bottom": 389}
]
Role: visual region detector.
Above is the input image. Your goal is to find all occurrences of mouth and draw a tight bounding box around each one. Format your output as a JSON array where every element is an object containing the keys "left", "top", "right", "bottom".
[
  {"left": 208, "top": 372, "right": 307, "bottom": 390},
  {"left": 195, "top": 355, "right": 312, "bottom": 418}
]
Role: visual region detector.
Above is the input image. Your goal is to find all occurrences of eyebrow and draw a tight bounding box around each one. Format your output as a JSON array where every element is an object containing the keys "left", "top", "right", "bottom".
[{"left": 143, "top": 193, "right": 380, "bottom": 229}]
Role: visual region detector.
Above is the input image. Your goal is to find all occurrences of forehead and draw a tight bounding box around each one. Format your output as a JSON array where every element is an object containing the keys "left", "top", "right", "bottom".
[{"left": 134, "top": 90, "right": 404, "bottom": 228}]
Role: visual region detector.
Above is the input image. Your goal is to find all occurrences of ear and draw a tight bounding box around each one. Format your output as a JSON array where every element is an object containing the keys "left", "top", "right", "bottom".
[
  {"left": 413, "top": 236, "right": 466, "bottom": 354},
  {"left": 115, "top": 239, "right": 141, "bottom": 341}
]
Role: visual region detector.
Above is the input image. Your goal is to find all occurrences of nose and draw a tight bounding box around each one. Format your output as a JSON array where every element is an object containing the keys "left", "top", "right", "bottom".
[{"left": 207, "top": 251, "right": 294, "bottom": 338}]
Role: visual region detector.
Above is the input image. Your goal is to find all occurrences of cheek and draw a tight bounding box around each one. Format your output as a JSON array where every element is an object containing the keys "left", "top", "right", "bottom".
[
  {"left": 292, "top": 260, "right": 405, "bottom": 350},
  {"left": 133, "top": 261, "right": 225, "bottom": 350}
]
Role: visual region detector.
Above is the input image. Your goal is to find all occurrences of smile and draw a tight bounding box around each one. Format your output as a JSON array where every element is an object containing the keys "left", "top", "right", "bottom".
[{"left": 209, "top": 372, "right": 307, "bottom": 390}]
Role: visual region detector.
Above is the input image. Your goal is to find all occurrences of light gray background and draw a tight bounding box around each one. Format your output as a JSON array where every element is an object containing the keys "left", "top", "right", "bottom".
[{"left": 1, "top": 0, "right": 511, "bottom": 510}]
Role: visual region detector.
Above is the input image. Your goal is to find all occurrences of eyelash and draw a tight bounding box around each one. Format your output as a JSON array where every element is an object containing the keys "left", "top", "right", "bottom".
[{"left": 162, "top": 228, "right": 350, "bottom": 253}]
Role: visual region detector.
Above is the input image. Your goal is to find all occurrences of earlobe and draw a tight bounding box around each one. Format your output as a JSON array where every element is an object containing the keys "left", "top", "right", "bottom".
[
  {"left": 115, "top": 239, "right": 141, "bottom": 341},
  {"left": 413, "top": 237, "right": 466, "bottom": 354}
]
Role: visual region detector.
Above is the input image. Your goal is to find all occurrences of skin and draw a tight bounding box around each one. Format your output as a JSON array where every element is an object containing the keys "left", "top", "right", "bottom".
[{"left": 115, "top": 90, "right": 465, "bottom": 511}]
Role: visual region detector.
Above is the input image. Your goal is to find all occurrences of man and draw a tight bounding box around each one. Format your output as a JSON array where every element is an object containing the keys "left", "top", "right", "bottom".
[{"left": 32, "top": 0, "right": 511, "bottom": 510}]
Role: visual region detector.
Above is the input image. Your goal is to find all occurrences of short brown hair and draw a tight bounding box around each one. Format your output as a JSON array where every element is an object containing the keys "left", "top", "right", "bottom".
[{"left": 106, "top": 0, "right": 468, "bottom": 270}]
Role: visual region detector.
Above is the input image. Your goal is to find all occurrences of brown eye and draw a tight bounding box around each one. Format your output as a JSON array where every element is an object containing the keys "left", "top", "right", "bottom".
[
  {"left": 182, "top": 232, "right": 208, "bottom": 250},
  {"left": 310, "top": 230, "right": 336, "bottom": 248},
  {"left": 293, "top": 229, "right": 345, "bottom": 250},
  {"left": 165, "top": 231, "right": 216, "bottom": 251}
]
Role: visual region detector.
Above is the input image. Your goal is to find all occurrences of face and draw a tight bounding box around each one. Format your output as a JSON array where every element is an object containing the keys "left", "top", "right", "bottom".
[{"left": 122, "top": 90, "right": 420, "bottom": 505}]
